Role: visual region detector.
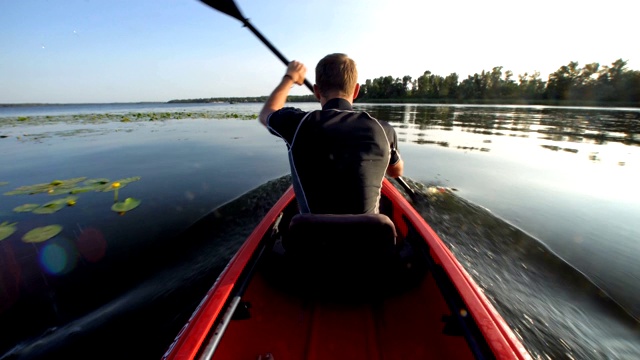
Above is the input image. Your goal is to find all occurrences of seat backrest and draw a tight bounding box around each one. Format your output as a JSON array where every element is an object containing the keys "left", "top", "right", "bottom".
[
  {"left": 272, "top": 213, "right": 401, "bottom": 298},
  {"left": 284, "top": 213, "right": 397, "bottom": 265}
]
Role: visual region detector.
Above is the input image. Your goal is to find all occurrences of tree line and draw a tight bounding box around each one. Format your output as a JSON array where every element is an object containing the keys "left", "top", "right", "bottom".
[{"left": 357, "top": 59, "right": 640, "bottom": 106}]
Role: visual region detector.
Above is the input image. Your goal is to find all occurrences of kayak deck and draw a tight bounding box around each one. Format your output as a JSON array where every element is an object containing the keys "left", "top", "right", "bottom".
[{"left": 213, "top": 268, "right": 474, "bottom": 360}]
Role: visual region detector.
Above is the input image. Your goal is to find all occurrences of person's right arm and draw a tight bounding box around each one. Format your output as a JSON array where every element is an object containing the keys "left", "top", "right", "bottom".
[
  {"left": 386, "top": 158, "right": 404, "bottom": 178},
  {"left": 258, "top": 61, "right": 307, "bottom": 127},
  {"left": 385, "top": 126, "right": 404, "bottom": 178}
]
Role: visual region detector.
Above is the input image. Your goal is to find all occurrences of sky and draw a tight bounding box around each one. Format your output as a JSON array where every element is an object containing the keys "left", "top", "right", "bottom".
[{"left": 1, "top": 0, "right": 638, "bottom": 104}]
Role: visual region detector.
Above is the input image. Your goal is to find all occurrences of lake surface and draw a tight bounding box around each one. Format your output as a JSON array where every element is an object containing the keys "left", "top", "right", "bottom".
[{"left": 0, "top": 102, "right": 639, "bottom": 359}]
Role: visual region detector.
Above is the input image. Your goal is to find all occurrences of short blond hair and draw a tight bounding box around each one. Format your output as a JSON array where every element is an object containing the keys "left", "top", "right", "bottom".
[{"left": 315, "top": 53, "right": 358, "bottom": 98}]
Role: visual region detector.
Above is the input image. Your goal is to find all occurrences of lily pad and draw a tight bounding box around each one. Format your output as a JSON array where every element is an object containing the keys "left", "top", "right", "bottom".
[
  {"left": 71, "top": 178, "right": 115, "bottom": 193},
  {"left": 102, "top": 182, "right": 123, "bottom": 192},
  {"left": 83, "top": 178, "right": 110, "bottom": 186},
  {"left": 100, "top": 177, "right": 141, "bottom": 192},
  {"left": 4, "top": 183, "right": 51, "bottom": 195},
  {"left": 32, "top": 196, "right": 78, "bottom": 214},
  {"left": 117, "top": 176, "right": 142, "bottom": 185},
  {"left": 22, "top": 225, "right": 63, "bottom": 243},
  {"left": 4, "top": 177, "right": 87, "bottom": 196},
  {"left": 0, "top": 222, "right": 18, "bottom": 241},
  {"left": 32, "top": 203, "right": 64, "bottom": 214},
  {"left": 69, "top": 186, "right": 99, "bottom": 194},
  {"left": 111, "top": 197, "right": 141, "bottom": 213},
  {"left": 5, "top": 177, "right": 141, "bottom": 195},
  {"left": 13, "top": 204, "right": 40, "bottom": 213}
]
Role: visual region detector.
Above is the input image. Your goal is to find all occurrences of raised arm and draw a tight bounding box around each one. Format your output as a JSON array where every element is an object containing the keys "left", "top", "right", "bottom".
[{"left": 258, "top": 61, "right": 307, "bottom": 127}]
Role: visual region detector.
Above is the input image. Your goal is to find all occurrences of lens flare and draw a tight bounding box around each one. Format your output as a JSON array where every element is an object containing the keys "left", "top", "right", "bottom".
[
  {"left": 40, "top": 244, "right": 66, "bottom": 274},
  {"left": 39, "top": 238, "right": 78, "bottom": 275},
  {"left": 76, "top": 227, "right": 107, "bottom": 263}
]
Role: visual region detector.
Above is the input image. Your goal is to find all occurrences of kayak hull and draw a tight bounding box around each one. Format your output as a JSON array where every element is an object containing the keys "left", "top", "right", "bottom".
[{"left": 163, "top": 179, "right": 530, "bottom": 360}]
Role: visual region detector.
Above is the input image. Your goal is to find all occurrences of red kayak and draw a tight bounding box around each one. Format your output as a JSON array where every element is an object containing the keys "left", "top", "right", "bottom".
[{"left": 163, "top": 178, "right": 531, "bottom": 360}]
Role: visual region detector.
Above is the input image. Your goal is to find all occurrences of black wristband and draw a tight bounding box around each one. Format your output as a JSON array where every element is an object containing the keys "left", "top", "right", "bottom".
[{"left": 283, "top": 74, "right": 294, "bottom": 82}]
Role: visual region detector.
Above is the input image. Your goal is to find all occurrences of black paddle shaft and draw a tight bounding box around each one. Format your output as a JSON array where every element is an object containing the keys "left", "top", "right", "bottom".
[
  {"left": 200, "top": 0, "right": 313, "bottom": 92},
  {"left": 240, "top": 20, "right": 314, "bottom": 92}
]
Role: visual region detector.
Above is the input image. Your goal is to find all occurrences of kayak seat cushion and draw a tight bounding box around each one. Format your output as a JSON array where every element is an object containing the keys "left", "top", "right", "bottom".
[{"left": 283, "top": 213, "right": 398, "bottom": 275}]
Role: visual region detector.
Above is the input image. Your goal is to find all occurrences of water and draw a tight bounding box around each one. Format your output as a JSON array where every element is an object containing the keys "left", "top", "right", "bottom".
[
  {"left": 357, "top": 104, "right": 640, "bottom": 320},
  {"left": 0, "top": 103, "right": 639, "bottom": 359}
]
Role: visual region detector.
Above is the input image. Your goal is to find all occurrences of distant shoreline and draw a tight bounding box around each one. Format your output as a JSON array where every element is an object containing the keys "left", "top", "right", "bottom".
[
  {"left": 2, "top": 97, "right": 639, "bottom": 109},
  {"left": 0, "top": 102, "right": 166, "bottom": 107}
]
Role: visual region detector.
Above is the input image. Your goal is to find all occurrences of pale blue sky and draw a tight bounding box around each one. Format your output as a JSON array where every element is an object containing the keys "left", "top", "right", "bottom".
[{"left": 1, "top": 0, "right": 637, "bottom": 103}]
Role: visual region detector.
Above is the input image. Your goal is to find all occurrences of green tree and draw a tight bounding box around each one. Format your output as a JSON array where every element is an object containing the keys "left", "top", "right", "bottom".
[
  {"left": 459, "top": 71, "right": 488, "bottom": 100},
  {"left": 441, "top": 73, "right": 459, "bottom": 99},
  {"left": 518, "top": 72, "right": 546, "bottom": 100},
  {"left": 402, "top": 75, "right": 413, "bottom": 96},
  {"left": 596, "top": 59, "right": 629, "bottom": 101},
  {"left": 357, "top": 58, "right": 637, "bottom": 105},
  {"left": 546, "top": 61, "right": 580, "bottom": 100}
]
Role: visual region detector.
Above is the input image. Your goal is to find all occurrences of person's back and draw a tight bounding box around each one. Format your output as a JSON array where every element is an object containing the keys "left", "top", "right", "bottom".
[{"left": 259, "top": 53, "right": 403, "bottom": 214}]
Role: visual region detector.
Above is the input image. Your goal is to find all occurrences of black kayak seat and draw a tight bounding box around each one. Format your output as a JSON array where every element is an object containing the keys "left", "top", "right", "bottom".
[{"left": 283, "top": 213, "right": 398, "bottom": 272}]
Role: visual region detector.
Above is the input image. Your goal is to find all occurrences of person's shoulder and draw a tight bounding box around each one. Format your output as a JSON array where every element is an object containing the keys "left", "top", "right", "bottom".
[
  {"left": 355, "top": 110, "right": 376, "bottom": 121},
  {"left": 268, "top": 107, "right": 309, "bottom": 130},
  {"left": 273, "top": 106, "right": 305, "bottom": 116}
]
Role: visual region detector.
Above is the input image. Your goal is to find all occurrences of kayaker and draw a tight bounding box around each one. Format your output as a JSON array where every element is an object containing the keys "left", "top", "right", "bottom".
[{"left": 259, "top": 53, "right": 403, "bottom": 214}]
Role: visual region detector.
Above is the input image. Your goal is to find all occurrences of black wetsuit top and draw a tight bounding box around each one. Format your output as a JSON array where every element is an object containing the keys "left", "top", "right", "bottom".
[{"left": 267, "top": 98, "right": 401, "bottom": 214}]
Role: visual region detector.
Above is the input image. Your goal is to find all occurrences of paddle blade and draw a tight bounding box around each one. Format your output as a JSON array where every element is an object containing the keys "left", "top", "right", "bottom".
[{"left": 200, "top": 0, "right": 245, "bottom": 21}]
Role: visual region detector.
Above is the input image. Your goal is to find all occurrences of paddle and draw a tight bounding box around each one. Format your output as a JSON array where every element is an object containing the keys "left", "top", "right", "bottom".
[
  {"left": 199, "top": 0, "right": 313, "bottom": 92},
  {"left": 393, "top": 176, "right": 420, "bottom": 202},
  {"left": 201, "top": 0, "right": 420, "bottom": 205}
]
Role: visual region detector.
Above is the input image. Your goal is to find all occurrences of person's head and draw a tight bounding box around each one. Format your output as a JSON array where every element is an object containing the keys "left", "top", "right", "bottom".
[{"left": 314, "top": 53, "right": 360, "bottom": 103}]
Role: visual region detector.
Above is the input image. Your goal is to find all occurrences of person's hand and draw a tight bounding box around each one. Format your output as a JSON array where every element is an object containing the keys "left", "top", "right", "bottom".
[{"left": 285, "top": 61, "right": 306, "bottom": 85}]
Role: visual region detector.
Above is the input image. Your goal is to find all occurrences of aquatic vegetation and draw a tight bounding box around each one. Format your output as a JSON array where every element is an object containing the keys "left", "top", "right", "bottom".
[
  {"left": 100, "top": 177, "right": 141, "bottom": 192},
  {"left": 32, "top": 196, "right": 78, "bottom": 214},
  {"left": 3, "top": 177, "right": 141, "bottom": 196},
  {"left": 4, "top": 177, "right": 87, "bottom": 195},
  {"left": 2, "top": 175, "right": 142, "bottom": 248},
  {"left": 220, "top": 112, "right": 258, "bottom": 120},
  {"left": 111, "top": 182, "right": 121, "bottom": 202},
  {"left": 111, "top": 197, "right": 141, "bottom": 213},
  {"left": 69, "top": 186, "right": 99, "bottom": 194},
  {"left": 0, "top": 182, "right": 8, "bottom": 186},
  {"left": 13, "top": 204, "right": 40, "bottom": 212},
  {"left": 84, "top": 178, "right": 110, "bottom": 185},
  {"left": 83, "top": 178, "right": 110, "bottom": 187},
  {"left": 2, "top": 110, "right": 263, "bottom": 128},
  {"left": 0, "top": 222, "right": 18, "bottom": 241},
  {"left": 22, "top": 225, "right": 63, "bottom": 243}
]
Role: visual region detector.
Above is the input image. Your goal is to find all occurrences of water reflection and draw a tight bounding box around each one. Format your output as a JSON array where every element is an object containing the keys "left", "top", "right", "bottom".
[{"left": 356, "top": 105, "right": 640, "bottom": 157}]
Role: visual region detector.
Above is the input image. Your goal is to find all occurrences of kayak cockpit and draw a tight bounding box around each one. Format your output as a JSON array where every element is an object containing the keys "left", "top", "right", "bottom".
[
  {"left": 164, "top": 181, "right": 529, "bottom": 360},
  {"left": 207, "top": 193, "right": 485, "bottom": 360}
]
